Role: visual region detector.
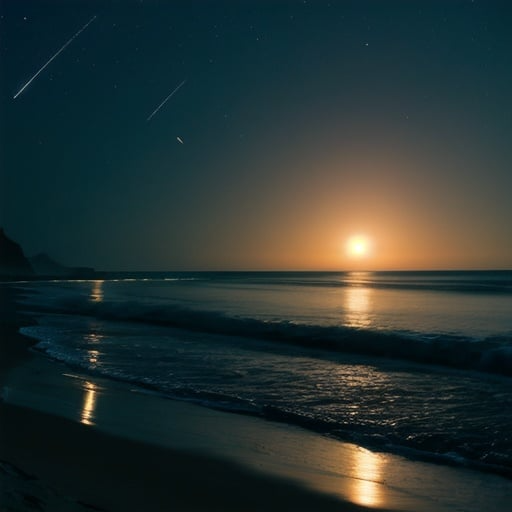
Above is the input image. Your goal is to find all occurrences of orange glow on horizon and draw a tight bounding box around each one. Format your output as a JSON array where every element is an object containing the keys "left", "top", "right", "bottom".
[{"left": 346, "top": 235, "right": 372, "bottom": 259}]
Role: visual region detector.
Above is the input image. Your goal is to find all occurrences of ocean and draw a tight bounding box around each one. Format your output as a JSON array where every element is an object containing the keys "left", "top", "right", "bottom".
[{"left": 16, "top": 270, "right": 512, "bottom": 478}]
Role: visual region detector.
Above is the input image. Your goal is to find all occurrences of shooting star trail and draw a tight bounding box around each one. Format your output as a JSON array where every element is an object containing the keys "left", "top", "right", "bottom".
[
  {"left": 13, "top": 15, "right": 97, "bottom": 100},
  {"left": 146, "top": 79, "right": 186, "bottom": 122}
]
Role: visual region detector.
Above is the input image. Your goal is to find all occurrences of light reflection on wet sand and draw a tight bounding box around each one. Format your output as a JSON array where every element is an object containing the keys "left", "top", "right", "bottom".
[
  {"left": 80, "top": 380, "right": 98, "bottom": 426},
  {"left": 349, "top": 447, "right": 385, "bottom": 508},
  {"left": 80, "top": 317, "right": 103, "bottom": 425}
]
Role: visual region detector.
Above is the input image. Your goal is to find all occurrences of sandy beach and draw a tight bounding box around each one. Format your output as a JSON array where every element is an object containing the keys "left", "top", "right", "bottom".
[
  {"left": 2, "top": 283, "right": 512, "bottom": 512},
  {"left": 1, "top": 403, "right": 360, "bottom": 512},
  {"left": 2, "top": 0, "right": 512, "bottom": 508}
]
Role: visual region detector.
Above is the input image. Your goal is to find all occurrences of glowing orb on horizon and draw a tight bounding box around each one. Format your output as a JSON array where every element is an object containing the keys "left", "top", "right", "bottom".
[{"left": 347, "top": 235, "right": 371, "bottom": 258}]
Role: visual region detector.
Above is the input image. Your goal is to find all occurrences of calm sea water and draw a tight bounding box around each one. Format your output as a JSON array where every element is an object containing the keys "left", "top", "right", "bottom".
[{"left": 17, "top": 271, "right": 512, "bottom": 476}]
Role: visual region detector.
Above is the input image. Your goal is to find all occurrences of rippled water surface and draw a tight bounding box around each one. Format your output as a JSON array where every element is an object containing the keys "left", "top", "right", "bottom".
[{"left": 18, "top": 271, "right": 512, "bottom": 476}]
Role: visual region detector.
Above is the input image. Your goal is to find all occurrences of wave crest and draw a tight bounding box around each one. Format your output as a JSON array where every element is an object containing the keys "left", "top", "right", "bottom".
[{"left": 40, "top": 295, "right": 512, "bottom": 377}]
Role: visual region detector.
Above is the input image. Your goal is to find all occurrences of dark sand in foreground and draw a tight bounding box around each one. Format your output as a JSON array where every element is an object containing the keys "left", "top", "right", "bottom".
[{"left": 1, "top": 402, "right": 367, "bottom": 512}]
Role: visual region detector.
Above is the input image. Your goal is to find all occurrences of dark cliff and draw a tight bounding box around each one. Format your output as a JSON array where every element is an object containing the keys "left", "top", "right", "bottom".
[{"left": 0, "top": 229, "right": 34, "bottom": 278}]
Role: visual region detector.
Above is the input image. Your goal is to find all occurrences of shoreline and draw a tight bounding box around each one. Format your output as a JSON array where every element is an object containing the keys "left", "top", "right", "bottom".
[
  {"left": 1, "top": 402, "right": 362, "bottom": 512},
  {"left": 0, "top": 284, "right": 381, "bottom": 511},
  {"left": 2, "top": 284, "right": 512, "bottom": 511},
  {"left": 0, "top": 285, "right": 37, "bottom": 378}
]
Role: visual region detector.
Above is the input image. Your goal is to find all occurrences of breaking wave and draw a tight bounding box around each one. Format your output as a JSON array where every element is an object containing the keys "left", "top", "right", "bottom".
[{"left": 32, "top": 294, "right": 512, "bottom": 377}]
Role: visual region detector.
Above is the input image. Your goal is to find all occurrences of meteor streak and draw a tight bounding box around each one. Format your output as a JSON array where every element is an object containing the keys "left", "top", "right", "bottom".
[
  {"left": 13, "top": 15, "right": 97, "bottom": 99},
  {"left": 146, "top": 79, "right": 186, "bottom": 122}
]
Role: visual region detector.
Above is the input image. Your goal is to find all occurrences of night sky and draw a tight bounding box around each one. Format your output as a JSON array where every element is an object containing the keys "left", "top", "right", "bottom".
[{"left": 1, "top": 0, "right": 511, "bottom": 271}]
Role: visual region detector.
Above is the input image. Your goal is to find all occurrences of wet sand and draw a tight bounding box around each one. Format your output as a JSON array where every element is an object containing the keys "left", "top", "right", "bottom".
[{"left": 1, "top": 401, "right": 369, "bottom": 512}]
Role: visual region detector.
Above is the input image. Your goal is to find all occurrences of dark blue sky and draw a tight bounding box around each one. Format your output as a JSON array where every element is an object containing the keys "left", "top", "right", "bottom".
[{"left": 1, "top": 0, "right": 511, "bottom": 270}]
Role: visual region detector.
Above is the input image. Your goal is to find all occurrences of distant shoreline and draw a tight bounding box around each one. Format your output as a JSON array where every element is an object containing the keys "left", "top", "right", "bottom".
[{"left": 3, "top": 267, "right": 512, "bottom": 282}]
